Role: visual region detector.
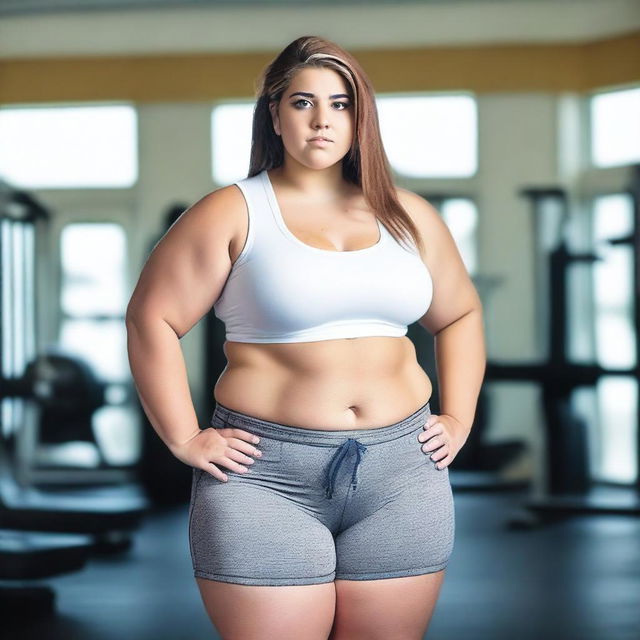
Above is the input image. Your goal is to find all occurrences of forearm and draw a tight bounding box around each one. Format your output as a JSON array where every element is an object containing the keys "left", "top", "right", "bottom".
[
  {"left": 433, "top": 307, "right": 487, "bottom": 437},
  {"left": 126, "top": 312, "right": 201, "bottom": 452}
]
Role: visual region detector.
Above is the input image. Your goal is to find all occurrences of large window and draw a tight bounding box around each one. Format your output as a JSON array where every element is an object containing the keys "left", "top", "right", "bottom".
[
  {"left": 59, "top": 222, "right": 129, "bottom": 382},
  {"left": 440, "top": 198, "right": 478, "bottom": 275},
  {"left": 591, "top": 194, "right": 637, "bottom": 483},
  {"left": 590, "top": 86, "right": 640, "bottom": 168},
  {"left": 58, "top": 222, "right": 137, "bottom": 465},
  {"left": 211, "top": 102, "right": 254, "bottom": 186},
  {"left": 377, "top": 94, "right": 477, "bottom": 178},
  {"left": 0, "top": 104, "right": 138, "bottom": 189}
]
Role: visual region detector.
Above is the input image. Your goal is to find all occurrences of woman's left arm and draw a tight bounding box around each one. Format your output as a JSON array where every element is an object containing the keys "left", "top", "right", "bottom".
[
  {"left": 426, "top": 307, "right": 486, "bottom": 468},
  {"left": 396, "top": 188, "right": 487, "bottom": 469}
]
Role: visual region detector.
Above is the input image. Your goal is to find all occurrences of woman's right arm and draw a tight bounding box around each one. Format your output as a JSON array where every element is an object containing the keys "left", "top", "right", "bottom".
[{"left": 125, "top": 185, "right": 258, "bottom": 479}]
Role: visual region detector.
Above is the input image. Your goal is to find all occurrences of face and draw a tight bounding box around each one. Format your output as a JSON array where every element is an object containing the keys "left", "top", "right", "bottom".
[{"left": 269, "top": 66, "right": 355, "bottom": 171}]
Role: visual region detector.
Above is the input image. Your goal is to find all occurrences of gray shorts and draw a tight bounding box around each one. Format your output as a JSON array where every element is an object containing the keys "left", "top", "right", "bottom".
[{"left": 188, "top": 399, "right": 455, "bottom": 586}]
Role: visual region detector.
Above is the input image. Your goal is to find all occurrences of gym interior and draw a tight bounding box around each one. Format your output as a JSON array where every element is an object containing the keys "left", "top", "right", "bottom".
[{"left": 1, "top": 1, "right": 639, "bottom": 639}]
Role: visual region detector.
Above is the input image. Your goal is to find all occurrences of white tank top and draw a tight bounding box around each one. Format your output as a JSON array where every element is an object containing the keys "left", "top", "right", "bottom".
[{"left": 213, "top": 169, "right": 433, "bottom": 343}]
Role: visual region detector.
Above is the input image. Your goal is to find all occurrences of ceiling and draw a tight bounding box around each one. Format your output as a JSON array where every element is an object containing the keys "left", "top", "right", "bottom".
[
  {"left": 0, "top": 0, "right": 611, "bottom": 17},
  {"left": 1, "top": 0, "right": 638, "bottom": 59}
]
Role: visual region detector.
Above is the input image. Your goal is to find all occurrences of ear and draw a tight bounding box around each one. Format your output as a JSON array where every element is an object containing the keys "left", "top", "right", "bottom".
[{"left": 269, "top": 101, "right": 281, "bottom": 136}]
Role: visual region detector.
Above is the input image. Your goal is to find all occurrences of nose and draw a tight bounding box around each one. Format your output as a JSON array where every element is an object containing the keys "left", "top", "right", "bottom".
[{"left": 312, "top": 103, "right": 331, "bottom": 130}]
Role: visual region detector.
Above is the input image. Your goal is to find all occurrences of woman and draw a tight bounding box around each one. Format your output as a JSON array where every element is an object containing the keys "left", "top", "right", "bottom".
[{"left": 126, "top": 35, "right": 486, "bottom": 640}]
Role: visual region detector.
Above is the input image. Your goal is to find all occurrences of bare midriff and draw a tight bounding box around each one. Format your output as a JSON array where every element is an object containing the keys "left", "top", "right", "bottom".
[{"left": 213, "top": 337, "right": 432, "bottom": 431}]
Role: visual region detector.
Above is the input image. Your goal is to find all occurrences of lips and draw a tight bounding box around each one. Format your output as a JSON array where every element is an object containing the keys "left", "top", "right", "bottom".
[{"left": 308, "top": 137, "right": 332, "bottom": 142}]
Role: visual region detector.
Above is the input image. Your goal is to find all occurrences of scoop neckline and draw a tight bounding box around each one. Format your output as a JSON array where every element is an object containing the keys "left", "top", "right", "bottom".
[{"left": 261, "top": 169, "right": 385, "bottom": 255}]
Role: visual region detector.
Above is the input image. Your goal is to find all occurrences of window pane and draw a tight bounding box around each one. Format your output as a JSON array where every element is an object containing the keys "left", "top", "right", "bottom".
[
  {"left": 59, "top": 318, "right": 128, "bottom": 382},
  {"left": 595, "top": 376, "right": 637, "bottom": 483},
  {"left": 61, "top": 223, "right": 127, "bottom": 316},
  {"left": 592, "top": 193, "right": 637, "bottom": 483},
  {"left": 441, "top": 198, "right": 478, "bottom": 274},
  {"left": 211, "top": 103, "right": 253, "bottom": 185},
  {"left": 0, "top": 105, "right": 138, "bottom": 188},
  {"left": 377, "top": 95, "right": 477, "bottom": 178},
  {"left": 591, "top": 87, "right": 640, "bottom": 167},
  {"left": 592, "top": 194, "right": 635, "bottom": 369}
]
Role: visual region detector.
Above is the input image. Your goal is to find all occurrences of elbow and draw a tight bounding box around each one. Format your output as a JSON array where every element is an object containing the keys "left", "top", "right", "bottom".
[
  {"left": 128, "top": 307, "right": 182, "bottom": 339},
  {"left": 125, "top": 302, "right": 155, "bottom": 328},
  {"left": 432, "top": 305, "right": 483, "bottom": 336},
  {"left": 125, "top": 303, "right": 142, "bottom": 326}
]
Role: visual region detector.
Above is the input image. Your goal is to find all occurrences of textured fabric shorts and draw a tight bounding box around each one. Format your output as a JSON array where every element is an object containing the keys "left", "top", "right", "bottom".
[{"left": 188, "top": 399, "right": 455, "bottom": 586}]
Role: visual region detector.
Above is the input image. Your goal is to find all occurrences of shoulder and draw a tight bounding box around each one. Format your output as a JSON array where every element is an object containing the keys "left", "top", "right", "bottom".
[
  {"left": 393, "top": 186, "right": 450, "bottom": 263},
  {"left": 183, "top": 182, "right": 248, "bottom": 234},
  {"left": 393, "top": 188, "right": 482, "bottom": 332},
  {"left": 394, "top": 186, "right": 440, "bottom": 227},
  {"left": 192, "top": 182, "right": 247, "bottom": 219},
  {"left": 159, "top": 183, "right": 247, "bottom": 265}
]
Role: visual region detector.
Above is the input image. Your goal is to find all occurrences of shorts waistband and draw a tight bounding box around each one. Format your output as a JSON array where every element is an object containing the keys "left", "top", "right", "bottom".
[{"left": 210, "top": 400, "right": 431, "bottom": 447}]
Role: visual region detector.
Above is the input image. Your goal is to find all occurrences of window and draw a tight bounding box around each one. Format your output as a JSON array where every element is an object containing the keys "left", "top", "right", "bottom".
[
  {"left": 1, "top": 213, "right": 36, "bottom": 440},
  {"left": 58, "top": 222, "right": 140, "bottom": 464},
  {"left": 0, "top": 104, "right": 138, "bottom": 189},
  {"left": 377, "top": 94, "right": 477, "bottom": 178},
  {"left": 58, "top": 222, "right": 129, "bottom": 382},
  {"left": 441, "top": 198, "right": 478, "bottom": 275},
  {"left": 211, "top": 102, "right": 254, "bottom": 185},
  {"left": 591, "top": 194, "right": 637, "bottom": 483},
  {"left": 590, "top": 87, "right": 640, "bottom": 168}
]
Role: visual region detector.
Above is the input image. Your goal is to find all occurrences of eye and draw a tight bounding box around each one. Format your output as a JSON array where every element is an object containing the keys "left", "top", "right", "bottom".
[{"left": 292, "top": 99, "right": 351, "bottom": 110}]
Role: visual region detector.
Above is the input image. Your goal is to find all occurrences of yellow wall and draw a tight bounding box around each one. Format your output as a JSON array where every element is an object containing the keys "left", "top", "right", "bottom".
[{"left": 1, "top": 29, "right": 638, "bottom": 104}]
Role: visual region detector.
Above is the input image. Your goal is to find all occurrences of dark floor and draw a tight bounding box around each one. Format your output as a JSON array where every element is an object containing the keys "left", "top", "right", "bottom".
[{"left": 3, "top": 486, "right": 640, "bottom": 640}]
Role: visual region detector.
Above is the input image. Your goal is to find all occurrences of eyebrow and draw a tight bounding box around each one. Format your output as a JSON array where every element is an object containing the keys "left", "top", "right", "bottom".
[{"left": 288, "top": 91, "right": 351, "bottom": 100}]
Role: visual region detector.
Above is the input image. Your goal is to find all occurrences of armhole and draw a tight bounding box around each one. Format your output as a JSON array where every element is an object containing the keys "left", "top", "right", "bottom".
[{"left": 230, "top": 181, "right": 254, "bottom": 268}]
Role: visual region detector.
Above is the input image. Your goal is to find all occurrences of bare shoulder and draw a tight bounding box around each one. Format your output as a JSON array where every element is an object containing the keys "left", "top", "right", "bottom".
[
  {"left": 393, "top": 186, "right": 448, "bottom": 263},
  {"left": 125, "top": 182, "right": 247, "bottom": 335},
  {"left": 394, "top": 185, "right": 440, "bottom": 227},
  {"left": 173, "top": 182, "right": 247, "bottom": 257},
  {"left": 183, "top": 182, "right": 246, "bottom": 231},
  {"left": 393, "top": 185, "right": 481, "bottom": 333}
]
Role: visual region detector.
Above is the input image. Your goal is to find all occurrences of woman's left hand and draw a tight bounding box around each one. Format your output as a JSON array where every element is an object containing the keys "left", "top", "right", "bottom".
[{"left": 418, "top": 413, "right": 469, "bottom": 470}]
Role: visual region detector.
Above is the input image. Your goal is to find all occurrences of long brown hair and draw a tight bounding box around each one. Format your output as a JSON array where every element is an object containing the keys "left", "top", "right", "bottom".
[{"left": 247, "top": 35, "right": 424, "bottom": 256}]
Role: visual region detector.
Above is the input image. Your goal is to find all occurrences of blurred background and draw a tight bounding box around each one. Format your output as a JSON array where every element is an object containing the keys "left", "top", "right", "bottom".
[{"left": 0, "top": 0, "right": 639, "bottom": 638}]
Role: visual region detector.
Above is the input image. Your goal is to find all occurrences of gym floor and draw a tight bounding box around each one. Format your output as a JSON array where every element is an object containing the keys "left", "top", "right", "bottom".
[{"left": 4, "top": 488, "right": 639, "bottom": 640}]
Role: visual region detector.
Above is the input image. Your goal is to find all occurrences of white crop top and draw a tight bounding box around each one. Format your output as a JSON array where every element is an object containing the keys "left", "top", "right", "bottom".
[{"left": 212, "top": 169, "right": 433, "bottom": 343}]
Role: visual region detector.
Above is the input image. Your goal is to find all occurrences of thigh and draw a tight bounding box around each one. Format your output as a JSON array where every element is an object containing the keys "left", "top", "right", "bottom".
[
  {"left": 189, "top": 467, "right": 337, "bottom": 586},
  {"left": 330, "top": 571, "right": 446, "bottom": 640},
  {"left": 334, "top": 425, "right": 456, "bottom": 581},
  {"left": 196, "top": 578, "right": 337, "bottom": 640}
]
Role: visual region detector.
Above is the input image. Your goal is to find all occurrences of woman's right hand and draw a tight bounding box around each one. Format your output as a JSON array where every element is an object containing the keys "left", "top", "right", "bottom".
[{"left": 169, "top": 427, "right": 262, "bottom": 482}]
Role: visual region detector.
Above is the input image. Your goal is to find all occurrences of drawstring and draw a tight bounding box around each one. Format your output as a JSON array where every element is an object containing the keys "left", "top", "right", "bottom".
[{"left": 324, "top": 438, "right": 367, "bottom": 499}]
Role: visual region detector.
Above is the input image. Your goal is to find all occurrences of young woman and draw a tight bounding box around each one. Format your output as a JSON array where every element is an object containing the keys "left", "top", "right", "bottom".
[{"left": 126, "top": 35, "right": 486, "bottom": 640}]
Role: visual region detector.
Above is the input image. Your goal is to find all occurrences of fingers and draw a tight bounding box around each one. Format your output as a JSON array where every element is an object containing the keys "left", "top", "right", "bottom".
[
  {"left": 204, "top": 425, "right": 263, "bottom": 481},
  {"left": 234, "top": 428, "right": 261, "bottom": 445},
  {"left": 226, "top": 447, "right": 257, "bottom": 470},
  {"left": 431, "top": 453, "right": 451, "bottom": 470},
  {"left": 419, "top": 418, "right": 444, "bottom": 443},
  {"left": 206, "top": 463, "right": 229, "bottom": 483},
  {"left": 420, "top": 414, "right": 449, "bottom": 469},
  {"left": 218, "top": 426, "right": 260, "bottom": 444},
  {"left": 204, "top": 452, "right": 252, "bottom": 483},
  {"left": 228, "top": 436, "right": 262, "bottom": 458}
]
